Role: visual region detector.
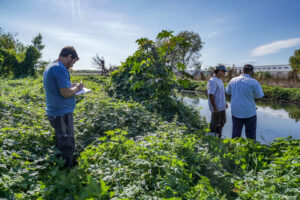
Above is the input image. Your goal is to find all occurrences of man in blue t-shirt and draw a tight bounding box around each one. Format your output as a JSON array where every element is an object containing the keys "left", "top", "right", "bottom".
[
  {"left": 226, "top": 64, "right": 264, "bottom": 141},
  {"left": 43, "top": 46, "right": 83, "bottom": 167}
]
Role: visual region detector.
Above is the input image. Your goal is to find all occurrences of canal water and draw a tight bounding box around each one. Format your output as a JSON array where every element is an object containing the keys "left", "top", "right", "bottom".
[{"left": 178, "top": 92, "right": 300, "bottom": 144}]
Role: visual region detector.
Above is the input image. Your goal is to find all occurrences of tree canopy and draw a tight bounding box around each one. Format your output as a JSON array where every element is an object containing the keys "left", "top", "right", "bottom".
[
  {"left": 289, "top": 49, "right": 300, "bottom": 73},
  {"left": 157, "top": 30, "right": 203, "bottom": 71},
  {"left": 0, "top": 27, "right": 45, "bottom": 77}
]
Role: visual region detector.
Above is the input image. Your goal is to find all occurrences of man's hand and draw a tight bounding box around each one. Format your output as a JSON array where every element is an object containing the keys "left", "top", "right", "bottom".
[
  {"left": 76, "top": 82, "right": 84, "bottom": 91},
  {"left": 60, "top": 82, "right": 84, "bottom": 98},
  {"left": 212, "top": 107, "right": 218, "bottom": 115}
]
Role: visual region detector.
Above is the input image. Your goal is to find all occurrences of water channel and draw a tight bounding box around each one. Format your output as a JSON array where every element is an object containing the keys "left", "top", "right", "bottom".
[{"left": 178, "top": 91, "right": 300, "bottom": 144}]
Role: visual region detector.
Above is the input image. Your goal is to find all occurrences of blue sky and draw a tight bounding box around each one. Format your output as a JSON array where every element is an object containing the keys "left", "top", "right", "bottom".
[{"left": 1, "top": 0, "right": 300, "bottom": 70}]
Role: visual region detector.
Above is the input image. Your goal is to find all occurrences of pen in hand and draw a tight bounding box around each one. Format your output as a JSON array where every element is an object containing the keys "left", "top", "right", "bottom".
[{"left": 77, "top": 80, "right": 83, "bottom": 91}]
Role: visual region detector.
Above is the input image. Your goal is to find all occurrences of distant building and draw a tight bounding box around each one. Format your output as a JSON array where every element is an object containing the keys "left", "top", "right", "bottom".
[{"left": 235, "top": 64, "right": 292, "bottom": 78}]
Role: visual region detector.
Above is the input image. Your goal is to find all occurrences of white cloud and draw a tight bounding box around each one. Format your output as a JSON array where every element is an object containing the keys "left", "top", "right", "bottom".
[
  {"left": 207, "top": 31, "right": 217, "bottom": 38},
  {"left": 89, "top": 20, "right": 146, "bottom": 38},
  {"left": 252, "top": 38, "right": 300, "bottom": 56},
  {"left": 71, "top": 0, "right": 82, "bottom": 22},
  {"left": 235, "top": 59, "right": 257, "bottom": 65}
]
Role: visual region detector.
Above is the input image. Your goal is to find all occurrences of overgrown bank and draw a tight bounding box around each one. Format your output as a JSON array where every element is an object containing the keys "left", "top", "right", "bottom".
[
  {"left": 0, "top": 77, "right": 299, "bottom": 199},
  {"left": 177, "top": 79, "right": 300, "bottom": 102},
  {"left": 1, "top": 30, "right": 299, "bottom": 199}
]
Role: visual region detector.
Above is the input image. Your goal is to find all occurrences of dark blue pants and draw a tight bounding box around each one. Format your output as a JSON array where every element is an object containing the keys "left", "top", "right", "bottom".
[{"left": 232, "top": 115, "right": 257, "bottom": 140}]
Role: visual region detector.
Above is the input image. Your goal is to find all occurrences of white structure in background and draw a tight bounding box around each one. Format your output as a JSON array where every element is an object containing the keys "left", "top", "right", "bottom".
[{"left": 235, "top": 64, "right": 292, "bottom": 78}]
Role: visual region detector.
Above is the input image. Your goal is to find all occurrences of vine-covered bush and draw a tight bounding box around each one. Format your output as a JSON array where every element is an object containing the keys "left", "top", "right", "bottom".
[
  {"left": 105, "top": 31, "right": 206, "bottom": 129},
  {"left": 106, "top": 31, "right": 182, "bottom": 102}
]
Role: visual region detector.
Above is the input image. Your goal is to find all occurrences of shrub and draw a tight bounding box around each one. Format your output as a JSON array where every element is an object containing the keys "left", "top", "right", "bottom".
[{"left": 105, "top": 31, "right": 206, "bottom": 130}]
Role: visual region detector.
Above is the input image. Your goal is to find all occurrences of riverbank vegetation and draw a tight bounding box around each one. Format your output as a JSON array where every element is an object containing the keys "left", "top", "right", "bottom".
[
  {"left": 1, "top": 30, "right": 299, "bottom": 199},
  {"left": 0, "top": 76, "right": 299, "bottom": 199},
  {"left": 177, "top": 79, "right": 300, "bottom": 102}
]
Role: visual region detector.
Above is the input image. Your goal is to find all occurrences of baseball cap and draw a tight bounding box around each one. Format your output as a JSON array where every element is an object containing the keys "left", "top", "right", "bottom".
[
  {"left": 243, "top": 64, "right": 254, "bottom": 71},
  {"left": 216, "top": 65, "right": 228, "bottom": 72},
  {"left": 243, "top": 64, "right": 255, "bottom": 75}
]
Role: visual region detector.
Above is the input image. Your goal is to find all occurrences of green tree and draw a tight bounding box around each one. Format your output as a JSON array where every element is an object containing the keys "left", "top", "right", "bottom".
[
  {"left": 177, "top": 31, "right": 202, "bottom": 69},
  {"left": 31, "top": 33, "right": 45, "bottom": 52},
  {"left": 20, "top": 46, "right": 40, "bottom": 77},
  {"left": 0, "top": 49, "right": 18, "bottom": 77},
  {"left": 0, "top": 28, "right": 44, "bottom": 77},
  {"left": 14, "top": 34, "right": 45, "bottom": 77},
  {"left": 289, "top": 49, "right": 300, "bottom": 81},
  {"left": 31, "top": 33, "right": 46, "bottom": 73},
  {"left": 0, "top": 28, "right": 22, "bottom": 76},
  {"left": 158, "top": 30, "right": 203, "bottom": 71},
  {"left": 0, "top": 27, "right": 25, "bottom": 53}
]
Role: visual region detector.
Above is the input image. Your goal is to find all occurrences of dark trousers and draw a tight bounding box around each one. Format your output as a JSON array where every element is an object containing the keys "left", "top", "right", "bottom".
[
  {"left": 47, "top": 113, "right": 75, "bottom": 168},
  {"left": 210, "top": 110, "right": 226, "bottom": 138},
  {"left": 232, "top": 115, "right": 257, "bottom": 140}
]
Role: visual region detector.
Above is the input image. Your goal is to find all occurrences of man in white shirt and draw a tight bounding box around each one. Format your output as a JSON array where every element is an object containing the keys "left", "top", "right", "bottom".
[
  {"left": 207, "top": 65, "right": 228, "bottom": 138},
  {"left": 226, "top": 64, "right": 264, "bottom": 141}
]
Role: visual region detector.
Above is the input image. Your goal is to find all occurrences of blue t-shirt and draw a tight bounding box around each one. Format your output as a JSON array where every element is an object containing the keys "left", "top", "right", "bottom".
[
  {"left": 226, "top": 74, "right": 264, "bottom": 118},
  {"left": 43, "top": 61, "right": 76, "bottom": 116}
]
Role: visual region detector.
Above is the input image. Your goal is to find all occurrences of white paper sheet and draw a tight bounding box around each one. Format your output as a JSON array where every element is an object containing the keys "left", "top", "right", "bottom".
[{"left": 75, "top": 87, "right": 91, "bottom": 95}]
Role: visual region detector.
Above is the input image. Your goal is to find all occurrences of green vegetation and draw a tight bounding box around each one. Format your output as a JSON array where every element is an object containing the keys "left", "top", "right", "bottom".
[
  {"left": 261, "top": 85, "right": 300, "bottom": 102},
  {"left": 0, "top": 27, "right": 46, "bottom": 78},
  {"left": 0, "top": 30, "right": 299, "bottom": 199},
  {"left": 178, "top": 79, "right": 300, "bottom": 102},
  {"left": 0, "top": 76, "right": 299, "bottom": 199},
  {"left": 256, "top": 100, "right": 300, "bottom": 122},
  {"left": 289, "top": 49, "right": 300, "bottom": 81},
  {"left": 105, "top": 31, "right": 203, "bottom": 130},
  {"left": 157, "top": 30, "right": 203, "bottom": 71},
  {"left": 289, "top": 49, "right": 300, "bottom": 73}
]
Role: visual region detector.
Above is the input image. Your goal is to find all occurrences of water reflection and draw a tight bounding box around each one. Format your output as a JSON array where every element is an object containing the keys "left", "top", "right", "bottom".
[
  {"left": 179, "top": 92, "right": 300, "bottom": 122},
  {"left": 256, "top": 100, "right": 300, "bottom": 122},
  {"left": 178, "top": 91, "right": 300, "bottom": 143}
]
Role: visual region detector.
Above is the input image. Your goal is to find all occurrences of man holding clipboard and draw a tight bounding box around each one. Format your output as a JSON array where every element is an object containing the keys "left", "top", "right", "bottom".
[{"left": 43, "top": 46, "right": 83, "bottom": 168}]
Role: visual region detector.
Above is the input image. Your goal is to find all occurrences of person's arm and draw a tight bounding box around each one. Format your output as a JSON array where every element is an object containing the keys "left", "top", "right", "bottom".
[
  {"left": 207, "top": 79, "right": 218, "bottom": 113},
  {"left": 209, "top": 94, "right": 218, "bottom": 113},
  {"left": 60, "top": 83, "right": 83, "bottom": 98},
  {"left": 226, "top": 82, "right": 231, "bottom": 95},
  {"left": 254, "top": 81, "right": 264, "bottom": 99}
]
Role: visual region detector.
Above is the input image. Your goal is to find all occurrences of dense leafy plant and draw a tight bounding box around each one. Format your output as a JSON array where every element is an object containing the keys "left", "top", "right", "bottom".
[
  {"left": 106, "top": 31, "right": 181, "bottom": 101},
  {"left": 177, "top": 79, "right": 199, "bottom": 91},
  {"left": 0, "top": 27, "right": 45, "bottom": 78},
  {"left": 105, "top": 31, "right": 206, "bottom": 130},
  {"left": 262, "top": 85, "right": 300, "bottom": 102},
  {"left": 0, "top": 77, "right": 299, "bottom": 199}
]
